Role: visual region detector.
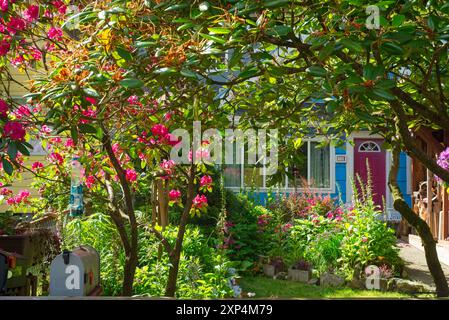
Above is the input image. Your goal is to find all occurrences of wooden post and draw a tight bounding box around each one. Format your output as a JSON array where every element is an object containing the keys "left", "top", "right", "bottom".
[
  {"left": 427, "top": 167, "right": 434, "bottom": 237},
  {"left": 443, "top": 188, "right": 449, "bottom": 240}
]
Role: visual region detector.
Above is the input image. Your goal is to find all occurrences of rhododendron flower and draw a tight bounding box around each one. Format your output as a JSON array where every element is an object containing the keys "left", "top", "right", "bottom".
[
  {"left": 0, "top": 188, "right": 12, "bottom": 196},
  {"left": 14, "top": 105, "right": 31, "bottom": 119},
  {"left": 31, "top": 47, "right": 42, "bottom": 60},
  {"left": 85, "top": 97, "right": 97, "bottom": 105},
  {"left": 436, "top": 147, "right": 449, "bottom": 182},
  {"left": 31, "top": 162, "right": 44, "bottom": 171},
  {"left": 160, "top": 159, "right": 175, "bottom": 177},
  {"left": 0, "top": 0, "right": 9, "bottom": 12},
  {"left": 125, "top": 169, "right": 137, "bottom": 182},
  {"left": 47, "top": 27, "right": 63, "bottom": 40},
  {"left": 199, "top": 175, "right": 213, "bottom": 192},
  {"left": 127, "top": 95, "right": 139, "bottom": 105},
  {"left": 8, "top": 190, "right": 31, "bottom": 206},
  {"left": 65, "top": 138, "right": 75, "bottom": 148},
  {"left": 40, "top": 125, "right": 52, "bottom": 134},
  {"left": 0, "top": 40, "right": 10, "bottom": 56},
  {"left": 49, "top": 152, "right": 64, "bottom": 165},
  {"left": 23, "top": 5, "right": 39, "bottom": 22},
  {"left": 7, "top": 17, "right": 26, "bottom": 35},
  {"left": 192, "top": 194, "right": 208, "bottom": 209},
  {"left": 0, "top": 99, "right": 9, "bottom": 117},
  {"left": 169, "top": 189, "right": 181, "bottom": 201},
  {"left": 4, "top": 121, "right": 26, "bottom": 141},
  {"left": 151, "top": 124, "right": 168, "bottom": 137},
  {"left": 85, "top": 175, "right": 96, "bottom": 189},
  {"left": 52, "top": 0, "right": 67, "bottom": 14}
]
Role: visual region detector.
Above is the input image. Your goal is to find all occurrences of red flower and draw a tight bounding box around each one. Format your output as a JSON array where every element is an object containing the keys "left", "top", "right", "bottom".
[
  {"left": 0, "top": 99, "right": 9, "bottom": 117},
  {"left": 192, "top": 194, "right": 208, "bottom": 209},
  {"left": 47, "top": 27, "right": 63, "bottom": 40},
  {"left": 85, "top": 175, "right": 96, "bottom": 189},
  {"left": 49, "top": 152, "right": 64, "bottom": 165},
  {"left": 0, "top": 40, "right": 10, "bottom": 56},
  {"left": 125, "top": 169, "right": 137, "bottom": 182},
  {"left": 151, "top": 124, "right": 168, "bottom": 137},
  {"left": 169, "top": 189, "right": 181, "bottom": 200},
  {"left": 4, "top": 121, "right": 26, "bottom": 141},
  {"left": 23, "top": 5, "right": 39, "bottom": 22},
  {"left": 31, "top": 162, "right": 44, "bottom": 171},
  {"left": 7, "top": 17, "right": 26, "bottom": 35},
  {"left": 200, "top": 175, "right": 213, "bottom": 187}
]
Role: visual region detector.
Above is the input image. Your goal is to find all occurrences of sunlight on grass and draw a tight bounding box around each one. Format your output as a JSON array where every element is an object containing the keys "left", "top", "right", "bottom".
[{"left": 239, "top": 277, "right": 412, "bottom": 299}]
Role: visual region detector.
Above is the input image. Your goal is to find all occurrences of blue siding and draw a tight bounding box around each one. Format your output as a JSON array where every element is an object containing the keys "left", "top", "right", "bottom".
[
  {"left": 398, "top": 152, "right": 412, "bottom": 207},
  {"left": 333, "top": 146, "right": 347, "bottom": 203}
]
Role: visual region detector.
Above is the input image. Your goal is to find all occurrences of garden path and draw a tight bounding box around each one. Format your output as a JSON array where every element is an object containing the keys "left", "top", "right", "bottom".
[{"left": 397, "top": 240, "right": 449, "bottom": 288}]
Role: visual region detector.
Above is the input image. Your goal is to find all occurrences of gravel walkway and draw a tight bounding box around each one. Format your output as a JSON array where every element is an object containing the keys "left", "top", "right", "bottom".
[{"left": 397, "top": 240, "right": 449, "bottom": 288}]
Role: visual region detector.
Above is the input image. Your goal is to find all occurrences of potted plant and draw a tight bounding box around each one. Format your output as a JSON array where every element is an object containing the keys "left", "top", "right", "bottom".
[
  {"left": 263, "top": 257, "right": 286, "bottom": 277},
  {"left": 288, "top": 259, "right": 312, "bottom": 282}
]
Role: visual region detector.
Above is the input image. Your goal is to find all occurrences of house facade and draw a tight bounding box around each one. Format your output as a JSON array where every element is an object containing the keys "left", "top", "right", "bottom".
[{"left": 223, "top": 131, "right": 412, "bottom": 221}]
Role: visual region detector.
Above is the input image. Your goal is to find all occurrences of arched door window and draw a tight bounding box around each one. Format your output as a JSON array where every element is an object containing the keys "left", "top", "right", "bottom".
[{"left": 358, "top": 141, "right": 381, "bottom": 152}]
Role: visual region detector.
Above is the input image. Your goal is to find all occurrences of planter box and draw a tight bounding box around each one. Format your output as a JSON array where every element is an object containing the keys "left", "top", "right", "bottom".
[
  {"left": 288, "top": 268, "right": 312, "bottom": 283},
  {"left": 263, "top": 264, "right": 276, "bottom": 277}
]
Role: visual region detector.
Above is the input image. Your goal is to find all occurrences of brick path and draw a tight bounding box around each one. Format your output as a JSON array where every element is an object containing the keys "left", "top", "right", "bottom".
[{"left": 397, "top": 240, "right": 449, "bottom": 288}]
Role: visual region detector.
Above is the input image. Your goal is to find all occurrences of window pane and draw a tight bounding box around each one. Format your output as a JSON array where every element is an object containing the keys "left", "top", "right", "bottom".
[
  {"left": 310, "top": 142, "right": 330, "bottom": 188},
  {"left": 224, "top": 165, "right": 241, "bottom": 188},
  {"left": 287, "top": 143, "right": 308, "bottom": 188}
]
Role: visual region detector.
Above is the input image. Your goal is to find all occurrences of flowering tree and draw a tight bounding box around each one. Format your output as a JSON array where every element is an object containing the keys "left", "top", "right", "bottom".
[{"left": 0, "top": 0, "right": 232, "bottom": 296}]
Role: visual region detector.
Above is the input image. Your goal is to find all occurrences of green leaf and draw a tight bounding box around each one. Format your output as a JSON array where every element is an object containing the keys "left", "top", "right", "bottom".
[
  {"left": 7, "top": 143, "right": 17, "bottom": 160},
  {"left": 71, "top": 126, "right": 79, "bottom": 145},
  {"left": 120, "top": 78, "right": 144, "bottom": 88},
  {"left": 372, "top": 88, "right": 395, "bottom": 100},
  {"left": 177, "top": 23, "right": 194, "bottom": 31},
  {"left": 381, "top": 42, "right": 404, "bottom": 55},
  {"left": 391, "top": 14, "right": 405, "bottom": 27},
  {"left": 115, "top": 47, "right": 132, "bottom": 61},
  {"left": 307, "top": 65, "right": 327, "bottom": 77},
  {"left": 266, "top": 25, "right": 292, "bottom": 37},
  {"left": 79, "top": 124, "right": 97, "bottom": 134},
  {"left": 2, "top": 158, "right": 13, "bottom": 176},
  {"left": 165, "top": 4, "right": 188, "bottom": 11},
  {"left": 263, "top": 0, "right": 290, "bottom": 8},
  {"left": 153, "top": 67, "right": 177, "bottom": 76},
  {"left": 16, "top": 142, "right": 30, "bottom": 156},
  {"left": 340, "top": 39, "right": 364, "bottom": 53},
  {"left": 199, "top": 33, "right": 226, "bottom": 44},
  {"left": 208, "top": 27, "right": 231, "bottom": 34},
  {"left": 180, "top": 69, "right": 200, "bottom": 79},
  {"left": 238, "top": 66, "right": 259, "bottom": 79},
  {"left": 83, "top": 88, "right": 100, "bottom": 98}
]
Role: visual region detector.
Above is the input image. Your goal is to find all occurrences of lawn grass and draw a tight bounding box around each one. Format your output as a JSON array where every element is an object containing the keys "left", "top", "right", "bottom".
[{"left": 238, "top": 276, "right": 413, "bottom": 299}]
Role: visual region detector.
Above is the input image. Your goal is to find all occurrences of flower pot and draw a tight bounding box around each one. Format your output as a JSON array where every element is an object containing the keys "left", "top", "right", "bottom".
[
  {"left": 263, "top": 264, "right": 276, "bottom": 277},
  {"left": 288, "top": 268, "right": 312, "bottom": 283}
]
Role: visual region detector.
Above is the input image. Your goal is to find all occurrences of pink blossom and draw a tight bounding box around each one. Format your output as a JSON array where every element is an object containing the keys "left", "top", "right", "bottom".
[
  {"left": 164, "top": 112, "right": 172, "bottom": 121},
  {"left": 4, "top": 121, "right": 26, "bottom": 140},
  {"left": 0, "top": 39, "right": 10, "bottom": 56},
  {"left": 14, "top": 105, "right": 31, "bottom": 119},
  {"left": 192, "top": 194, "right": 208, "bottom": 209},
  {"left": 362, "top": 237, "right": 368, "bottom": 243},
  {"left": 40, "top": 125, "right": 52, "bottom": 134},
  {"left": 23, "top": 5, "right": 39, "bottom": 22},
  {"left": 200, "top": 175, "right": 213, "bottom": 187},
  {"left": 8, "top": 190, "right": 31, "bottom": 205},
  {"left": 282, "top": 223, "right": 293, "bottom": 232},
  {"left": 85, "top": 97, "right": 97, "bottom": 105},
  {"left": 31, "top": 47, "right": 42, "bottom": 60},
  {"left": 125, "top": 169, "right": 137, "bottom": 182},
  {"left": 151, "top": 124, "right": 168, "bottom": 136},
  {"left": 127, "top": 95, "right": 139, "bottom": 105},
  {"left": 52, "top": 0, "right": 67, "bottom": 15},
  {"left": 49, "top": 152, "right": 64, "bottom": 165},
  {"left": 169, "top": 189, "right": 181, "bottom": 200},
  {"left": 0, "top": 188, "right": 12, "bottom": 196},
  {"left": 7, "top": 17, "right": 26, "bottom": 35},
  {"left": 160, "top": 159, "right": 175, "bottom": 176},
  {"left": 47, "top": 27, "right": 63, "bottom": 40},
  {"left": 0, "top": 0, "right": 9, "bottom": 12},
  {"left": 0, "top": 99, "right": 9, "bottom": 117},
  {"left": 85, "top": 175, "right": 95, "bottom": 189},
  {"left": 65, "top": 138, "right": 75, "bottom": 148},
  {"left": 31, "top": 162, "right": 44, "bottom": 171}
]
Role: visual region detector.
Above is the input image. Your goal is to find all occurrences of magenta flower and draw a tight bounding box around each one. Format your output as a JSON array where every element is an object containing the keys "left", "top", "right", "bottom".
[
  {"left": 4, "top": 121, "right": 26, "bottom": 141},
  {"left": 169, "top": 189, "right": 181, "bottom": 200},
  {"left": 47, "top": 27, "right": 63, "bottom": 40},
  {"left": 7, "top": 17, "right": 26, "bottom": 35},
  {"left": 151, "top": 124, "right": 168, "bottom": 136},
  {"left": 127, "top": 95, "right": 139, "bottom": 105},
  {"left": 436, "top": 147, "right": 449, "bottom": 182},
  {"left": 85, "top": 175, "right": 96, "bottom": 189},
  {"left": 65, "top": 138, "right": 75, "bottom": 148},
  {"left": 23, "top": 5, "right": 39, "bottom": 22},
  {"left": 31, "top": 162, "right": 44, "bottom": 171},
  {"left": 192, "top": 194, "right": 208, "bottom": 209},
  {"left": 0, "top": 40, "right": 10, "bottom": 56},
  {"left": 52, "top": 0, "right": 67, "bottom": 15},
  {"left": 0, "top": 0, "right": 9, "bottom": 12},
  {"left": 200, "top": 175, "right": 213, "bottom": 187},
  {"left": 49, "top": 152, "right": 64, "bottom": 165},
  {"left": 125, "top": 169, "right": 137, "bottom": 182},
  {"left": 0, "top": 99, "right": 9, "bottom": 117}
]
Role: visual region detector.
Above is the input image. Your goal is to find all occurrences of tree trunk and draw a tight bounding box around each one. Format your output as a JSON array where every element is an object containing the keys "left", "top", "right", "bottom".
[
  {"left": 122, "top": 249, "right": 138, "bottom": 296},
  {"left": 165, "top": 166, "right": 195, "bottom": 297},
  {"left": 389, "top": 147, "right": 449, "bottom": 297}
]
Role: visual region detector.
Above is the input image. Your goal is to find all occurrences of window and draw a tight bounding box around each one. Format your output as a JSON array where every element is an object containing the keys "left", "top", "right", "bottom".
[
  {"left": 223, "top": 139, "right": 333, "bottom": 191},
  {"left": 358, "top": 141, "right": 380, "bottom": 152},
  {"left": 287, "top": 141, "right": 331, "bottom": 189}
]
